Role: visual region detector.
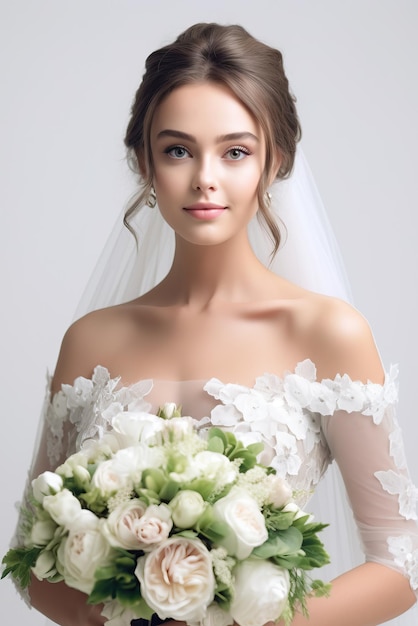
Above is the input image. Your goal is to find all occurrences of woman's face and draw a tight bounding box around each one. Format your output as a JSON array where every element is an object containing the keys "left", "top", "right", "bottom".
[{"left": 150, "top": 82, "right": 267, "bottom": 247}]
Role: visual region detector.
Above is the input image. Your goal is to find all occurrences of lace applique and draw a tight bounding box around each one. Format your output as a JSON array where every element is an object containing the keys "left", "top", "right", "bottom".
[
  {"left": 375, "top": 470, "right": 418, "bottom": 521},
  {"left": 203, "top": 359, "right": 399, "bottom": 485},
  {"left": 45, "top": 366, "right": 153, "bottom": 466},
  {"left": 388, "top": 536, "right": 418, "bottom": 590}
]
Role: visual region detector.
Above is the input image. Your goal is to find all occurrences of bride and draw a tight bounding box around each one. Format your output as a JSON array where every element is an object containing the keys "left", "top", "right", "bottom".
[{"left": 10, "top": 23, "right": 418, "bottom": 626}]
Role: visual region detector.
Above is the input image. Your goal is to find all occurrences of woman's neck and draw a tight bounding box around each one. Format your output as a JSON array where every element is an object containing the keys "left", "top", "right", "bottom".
[{"left": 158, "top": 233, "right": 275, "bottom": 309}]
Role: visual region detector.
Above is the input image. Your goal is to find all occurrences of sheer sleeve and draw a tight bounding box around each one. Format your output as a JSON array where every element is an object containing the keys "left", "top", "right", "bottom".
[{"left": 321, "top": 369, "right": 418, "bottom": 594}]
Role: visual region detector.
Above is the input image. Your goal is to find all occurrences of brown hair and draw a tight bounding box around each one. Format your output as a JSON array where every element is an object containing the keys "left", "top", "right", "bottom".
[{"left": 124, "top": 23, "right": 301, "bottom": 254}]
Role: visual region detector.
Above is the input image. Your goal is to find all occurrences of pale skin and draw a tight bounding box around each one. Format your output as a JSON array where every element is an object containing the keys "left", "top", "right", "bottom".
[{"left": 28, "top": 82, "right": 416, "bottom": 625}]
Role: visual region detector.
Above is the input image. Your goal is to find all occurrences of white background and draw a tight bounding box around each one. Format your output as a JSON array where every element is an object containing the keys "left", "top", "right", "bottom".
[{"left": 0, "top": 1, "right": 417, "bottom": 624}]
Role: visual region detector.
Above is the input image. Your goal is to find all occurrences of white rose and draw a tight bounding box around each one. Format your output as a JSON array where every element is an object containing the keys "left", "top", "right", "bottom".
[
  {"left": 57, "top": 517, "right": 113, "bottom": 594},
  {"left": 81, "top": 434, "right": 121, "bottom": 459},
  {"left": 193, "top": 451, "right": 238, "bottom": 485},
  {"left": 91, "top": 458, "right": 132, "bottom": 496},
  {"left": 212, "top": 487, "right": 268, "bottom": 560},
  {"left": 104, "top": 500, "right": 172, "bottom": 550},
  {"left": 30, "top": 519, "right": 57, "bottom": 546},
  {"left": 32, "top": 550, "right": 57, "bottom": 580},
  {"left": 32, "top": 472, "right": 63, "bottom": 503},
  {"left": 135, "top": 537, "right": 215, "bottom": 622},
  {"left": 230, "top": 559, "right": 290, "bottom": 626},
  {"left": 43, "top": 489, "right": 82, "bottom": 527},
  {"left": 189, "top": 603, "right": 234, "bottom": 626},
  {"left": 112, "top": 411, "right": 164, "bottom": 446},
  {"left": 169, "top": 490, "right": 206, "bottom": 528},
  {"left": 265, "top": 475, "right": 293, "bottom": 508}
]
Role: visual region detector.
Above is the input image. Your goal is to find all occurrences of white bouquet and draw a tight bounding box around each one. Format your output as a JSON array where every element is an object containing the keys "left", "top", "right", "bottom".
[{"left": 2, "top": 404, "right": 330, "bottom": 626}]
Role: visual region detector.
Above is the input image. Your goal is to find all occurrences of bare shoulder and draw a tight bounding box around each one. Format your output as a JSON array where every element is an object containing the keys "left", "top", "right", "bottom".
[
  {"left": 51, "top": 305, "right": 136, "bottom": 395},
  {"left": 295, "top": 292, "right": 384, "bottom": 384}
]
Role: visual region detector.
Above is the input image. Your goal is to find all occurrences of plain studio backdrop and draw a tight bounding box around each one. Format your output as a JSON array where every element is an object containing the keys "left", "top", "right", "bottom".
[{"left": 0, "top": 1, "right": 417, "bottom": 625}]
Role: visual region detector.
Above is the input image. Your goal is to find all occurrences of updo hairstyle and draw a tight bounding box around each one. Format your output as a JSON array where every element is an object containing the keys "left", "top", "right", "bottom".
[{"left": 124, "top": 23, "right": 301, "bottom": 253}]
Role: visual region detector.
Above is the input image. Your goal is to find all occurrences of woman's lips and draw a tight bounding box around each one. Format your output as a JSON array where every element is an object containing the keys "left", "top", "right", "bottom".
[{"left": 183, "top": 203, "right": 226, "bottom": 220}]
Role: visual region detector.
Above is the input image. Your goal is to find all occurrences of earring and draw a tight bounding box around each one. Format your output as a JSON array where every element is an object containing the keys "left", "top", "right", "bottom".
[
  {"left": 264, "top": 191, "right": 272, "bottom": 209},
  {"left": 146, "top": 186, "right": 157, "bottom": 208}
]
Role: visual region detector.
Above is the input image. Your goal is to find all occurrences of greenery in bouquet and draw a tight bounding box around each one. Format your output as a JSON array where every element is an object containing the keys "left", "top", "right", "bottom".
[{"left": 2, "top": 403, "right": 331, "bottom": 626}]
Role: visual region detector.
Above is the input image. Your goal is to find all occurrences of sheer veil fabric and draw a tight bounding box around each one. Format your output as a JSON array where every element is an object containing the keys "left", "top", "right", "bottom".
[{"left": 42, "top": 149, "right": 416, "bottom": 626}]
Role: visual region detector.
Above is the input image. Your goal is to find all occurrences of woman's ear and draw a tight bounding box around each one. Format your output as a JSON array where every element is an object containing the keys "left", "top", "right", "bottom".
[
  {"left": 268, "top": 150, "right": 283, "bottom": 185},
  {"left": 136, "top": 150, "right": 147, "bottom": 178}
]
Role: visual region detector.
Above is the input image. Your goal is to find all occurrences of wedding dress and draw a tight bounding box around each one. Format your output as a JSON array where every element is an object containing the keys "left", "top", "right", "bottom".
[
  {"left": 20, "top": 360, "right": 418, "bottom": 626},
  {"left": 10, "top": 151, "right": 418, "bottom": 625}
]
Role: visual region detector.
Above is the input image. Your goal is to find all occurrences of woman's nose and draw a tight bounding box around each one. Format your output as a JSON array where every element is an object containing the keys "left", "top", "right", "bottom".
[{"left": 192, "top": 157, "right": 217, "bottom": 192}]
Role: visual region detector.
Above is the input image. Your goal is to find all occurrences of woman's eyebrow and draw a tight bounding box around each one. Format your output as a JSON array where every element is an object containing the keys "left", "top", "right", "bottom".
[{"left": 156, "top": 129, "right": 259, "bottom": 143}]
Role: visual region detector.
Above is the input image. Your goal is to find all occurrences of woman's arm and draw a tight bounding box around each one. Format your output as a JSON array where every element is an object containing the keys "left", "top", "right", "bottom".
[
  {"left": 285, "top": 562, "right": 415, "bottom": 626},
  {"left": 29, "top": 577, "right": 105, "bottom": 626}
]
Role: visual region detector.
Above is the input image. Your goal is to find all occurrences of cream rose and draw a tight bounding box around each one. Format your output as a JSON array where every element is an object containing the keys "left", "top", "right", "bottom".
[
  {"left": 103, "top": 500, "right": 172, "bottom": 550},
  {"left": 32, "top": 471, "right": 63, "bottom": 504},
  {"left": 230, "top": 559, "right": 290, "bottom": 626},
  {"left": 56, "top": 516, "right": 113, "bottom": 594},
  {"left": 212, "top": 487, "right": 268, "bottom": 559},
  {"left": 135, "top": 537, "right": 215, "bottom": 622},
  {"left": 91, "top": 457, "right": 133, "bottom": 496},
  {"left": 169, "top": 490, "right": 206, "bottom": 528}
]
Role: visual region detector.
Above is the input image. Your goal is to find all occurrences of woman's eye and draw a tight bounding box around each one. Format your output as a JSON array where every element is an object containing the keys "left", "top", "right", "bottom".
[
  {"left": 166, "top": 146, "right": 190, "bottom": 159},
  {"left": 225, "top": 146, "right": 250, "bottom": 160}
]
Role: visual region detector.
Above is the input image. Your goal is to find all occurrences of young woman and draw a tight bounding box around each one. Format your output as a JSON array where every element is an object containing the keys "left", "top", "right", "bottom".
[{"left": 14, "top": 23, "right": 418, "bottom": 626}]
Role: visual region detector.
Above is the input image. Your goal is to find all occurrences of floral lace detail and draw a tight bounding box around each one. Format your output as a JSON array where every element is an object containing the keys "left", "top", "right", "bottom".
[
  {"left": 203, "top": 359, "right": 399, "bottom": 492},
  {"left": 388, "top": 536, "right": 418, "bottom": 590},
  {"left": 46, "top": 366, "right": 153, "bottom": 466},
  {"left": 375, "top": 470, "right": 418, "bottom": 521}
]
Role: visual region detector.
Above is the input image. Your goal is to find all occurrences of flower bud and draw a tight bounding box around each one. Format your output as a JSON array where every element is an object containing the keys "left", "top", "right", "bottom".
[
  {"left": 32, "top": 472, "right": 63, "bottom": 504},
  {"left": 170, "top": 490, "right": 206, "bottom": 528},
  {"left": 30, "top": 519, "right": 57, "bottom": 546}
]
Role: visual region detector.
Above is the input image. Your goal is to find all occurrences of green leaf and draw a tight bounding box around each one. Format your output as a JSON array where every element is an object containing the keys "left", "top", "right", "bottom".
[
  {"left": 132, "top": 597, "right": 154, "bottom": 620},
  {"left": 310, "top": 580, "right": 332, "bottom": 597},
  {"left": 79, "top": 488, "right": 108, "bottom": 515},
  {"left": 159, "top": 480, "right": 180, "bottom": 501},
  {"left": 246, "top": 442, "right": 264, "bottom": 456},
  {"left": 184, "top": 478, "right": 216, "bottom": 500},
  {"left": 141, "top": 468, "right": 167, "bottom": 493},
  {"left": 264, "top": 508, "right": 296, "bottom": 531},
  {"left": 1, "top": 547, "right": 41, "bottom": 589},
  {"left": 207, "top": 436, "right": 225, "bottom": 454},
  {"left": 198, "top": 521, "right": 229, "bottom": 543},
  {"left": 252, "top": 527, "right": 303, "bottom": 559},
  {"left": 208, "top": 428, "right": 229, "bottom": 447},
  {"left": 175, "top": 529, "right": 198, "bottom": 539},
  {"left": 88, "top": 579, "right": 116, "bottom": 604},
  {"left": 88, "top": 548, "right": 142, "bottom": 605}
]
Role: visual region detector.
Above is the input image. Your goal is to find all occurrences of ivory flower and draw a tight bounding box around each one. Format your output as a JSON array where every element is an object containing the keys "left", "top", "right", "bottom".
[
  {"left": 230, "top": 559, "right": 290, "bottom": 626},
  {"left": 135, "top": 537, "right": 215, "bottom": 622},
  {"left": 212, "top": 487, "right": 268, "bottom": 559}
]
